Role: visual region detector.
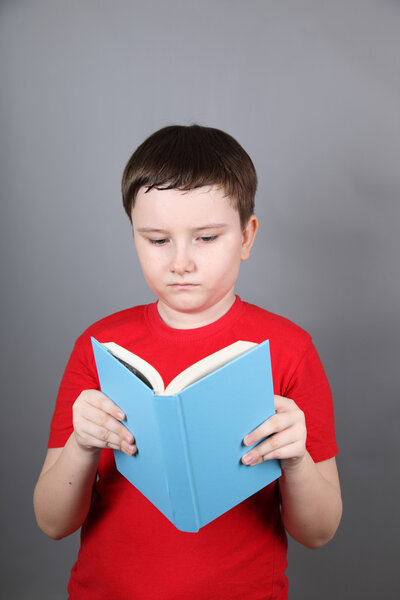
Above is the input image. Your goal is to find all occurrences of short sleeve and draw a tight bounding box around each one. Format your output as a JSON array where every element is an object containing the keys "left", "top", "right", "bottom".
[
  {"left": 48, "top": 333, "right": 100, "bottom": 447},
  {"left": 285, "top": 341, "right": 338, "bottom": 462}
]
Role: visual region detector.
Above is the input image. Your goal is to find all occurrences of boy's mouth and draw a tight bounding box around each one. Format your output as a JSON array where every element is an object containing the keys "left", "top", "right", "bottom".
[{"left": 168, "top": 283, "right": 199, "bottom": 289}]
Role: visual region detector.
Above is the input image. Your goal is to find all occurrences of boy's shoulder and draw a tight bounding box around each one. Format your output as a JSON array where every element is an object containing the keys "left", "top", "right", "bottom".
[
  {"left": 240, "top": 299, "right": 312, "bottom": 350},
  {"left": 76, "top": 304, "right": 150, "bottom": 345}
]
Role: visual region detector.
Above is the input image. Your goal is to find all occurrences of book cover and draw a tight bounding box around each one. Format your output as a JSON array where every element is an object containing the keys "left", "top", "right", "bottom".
[{"left": 92, "top": 338, "right": 281, "bottom": 532}]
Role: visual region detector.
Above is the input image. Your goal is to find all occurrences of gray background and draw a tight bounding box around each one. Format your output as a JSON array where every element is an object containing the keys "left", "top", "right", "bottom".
[{"left": 1, "top": 1, "right": 399, "bottom": 598}]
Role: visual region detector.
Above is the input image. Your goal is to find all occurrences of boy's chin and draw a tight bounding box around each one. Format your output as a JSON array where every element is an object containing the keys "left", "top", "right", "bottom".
[
  {"left": 159, "top": 291, "right": 235, "bottom": 318},
  {"left": 162, "top": 299, "right": 207, "bottom": 314}
]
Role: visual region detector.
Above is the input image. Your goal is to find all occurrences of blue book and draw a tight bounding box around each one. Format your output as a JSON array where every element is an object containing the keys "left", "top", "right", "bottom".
[{"left": 91, "top": 337, "right": 281, "bottom": 533}]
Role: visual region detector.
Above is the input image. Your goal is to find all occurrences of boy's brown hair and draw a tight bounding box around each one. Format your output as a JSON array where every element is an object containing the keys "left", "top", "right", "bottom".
[{"left": 121, "top": 124, "right": 257, "bottom": 229}]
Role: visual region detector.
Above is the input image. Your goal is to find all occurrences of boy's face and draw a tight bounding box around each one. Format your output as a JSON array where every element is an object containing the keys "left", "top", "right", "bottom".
[{"left": 131, "top": 186, "right": 258, "bottom": 328}]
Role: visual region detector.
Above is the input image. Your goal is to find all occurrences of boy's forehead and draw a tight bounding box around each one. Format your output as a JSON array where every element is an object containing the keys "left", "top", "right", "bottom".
[{"left": 132, "top": 186, "right": 239, "bottom": 224}]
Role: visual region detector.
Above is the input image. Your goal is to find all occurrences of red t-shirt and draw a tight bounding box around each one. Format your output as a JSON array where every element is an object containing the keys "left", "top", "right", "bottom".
[{"left": 49, "top": 297, "right": 338, "bottom": 600}]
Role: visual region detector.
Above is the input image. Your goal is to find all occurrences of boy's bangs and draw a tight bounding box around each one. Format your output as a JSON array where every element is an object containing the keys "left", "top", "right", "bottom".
[
  {"left": 132, "top": 130, "right": 238, "bottom": 196},
  {"left": 141, "top": 166, "right": 238, "bottom": 201},
  {"left": 122, "top": 125, "right": 257, "bottom": 226}
]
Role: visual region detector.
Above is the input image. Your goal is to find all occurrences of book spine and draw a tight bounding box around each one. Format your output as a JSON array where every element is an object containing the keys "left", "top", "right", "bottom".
[{"left": 155, "top": 393, "right": 201, "bottom": 533}]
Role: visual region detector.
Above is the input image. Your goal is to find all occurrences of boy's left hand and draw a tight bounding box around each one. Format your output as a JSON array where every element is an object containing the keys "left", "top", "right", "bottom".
[{"left": 242, "top": 395, "right": 307, "bottom": 470}]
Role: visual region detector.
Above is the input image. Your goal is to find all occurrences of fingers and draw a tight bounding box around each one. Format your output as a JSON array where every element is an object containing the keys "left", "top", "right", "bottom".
[
  {"left": 75, "top": 418, "right": 137, "bottom": 455},
  {"left": 84, "top": 389, "right": 126, "bottom": 421},
  {"left": 242, "top": 395, "right": 306, "bottom": 466},
  {"left": 73, "top": 390, "right": 137, "bottom": 456}
]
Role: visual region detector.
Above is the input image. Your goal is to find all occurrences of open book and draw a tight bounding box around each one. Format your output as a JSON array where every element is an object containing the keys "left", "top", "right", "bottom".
[
  {"left": 102, "top": 339, "right": 257, "bottom": 395},
  {"left": 92, "top": 337, "right": 281, "bottom": 533}
]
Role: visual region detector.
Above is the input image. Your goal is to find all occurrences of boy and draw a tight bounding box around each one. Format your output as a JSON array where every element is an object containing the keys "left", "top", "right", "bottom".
[{"left": 34, "top": 125, "right": 342, "bottom": 599}]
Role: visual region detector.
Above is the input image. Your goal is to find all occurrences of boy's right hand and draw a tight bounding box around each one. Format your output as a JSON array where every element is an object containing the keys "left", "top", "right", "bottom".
[{"left": 72, "top": 390, "right": 137, "bottom": 456}]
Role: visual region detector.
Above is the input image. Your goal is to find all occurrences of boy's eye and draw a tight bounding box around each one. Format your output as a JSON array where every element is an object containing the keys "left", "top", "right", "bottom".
[
  {"left": 149, "top": 238, "right": 168, "bottom": 246},
  {"left": 198, "top": 235, "right": 218, "bottom": 243}
]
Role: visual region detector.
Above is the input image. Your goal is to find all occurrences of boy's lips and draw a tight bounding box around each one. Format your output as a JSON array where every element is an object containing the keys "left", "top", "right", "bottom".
[{"left": 168, "top": 283, "right": 199, "bottom": 289}]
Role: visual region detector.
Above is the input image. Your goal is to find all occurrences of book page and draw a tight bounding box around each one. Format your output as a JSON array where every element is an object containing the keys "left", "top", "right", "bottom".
[
  {"left": 165, "top": 341, "right": 256, "bottom": 395},
  {"left": 103, "top": 342, "right": 165, "bottom": 394},
  {"left": 112, "top": 357, "right": 154, "bottom": 390}
]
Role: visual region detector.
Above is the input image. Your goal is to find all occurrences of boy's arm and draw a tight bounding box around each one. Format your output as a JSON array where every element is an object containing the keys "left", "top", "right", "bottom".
[
  {"left": 279, "top": 454, "right": 342, "bottom": 548},
  {"left": 34, "top": 389, "right": 136, "bottom": 540},
  {"left": 242, "top": 395, "right": 342, "bottom": 549},
  {"left": 33, "top": 437, "right": 101, "bottom": 539}
]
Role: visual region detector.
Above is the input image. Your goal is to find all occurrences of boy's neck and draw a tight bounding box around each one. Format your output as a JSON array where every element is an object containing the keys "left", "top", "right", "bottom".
[{"left": 156, "top": 293, "right": 237, "bottom": 330}]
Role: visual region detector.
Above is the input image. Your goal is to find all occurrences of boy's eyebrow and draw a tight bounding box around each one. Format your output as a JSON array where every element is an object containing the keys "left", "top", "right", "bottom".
[
  {"left": 192, "top": 223, "right": 228, "bottom": 231},
  {"left": 136, "top": 224, "right": 229, "bottom": 233},
  {"left": 136, "top": 227, "right": 169, "bottom": 233}
]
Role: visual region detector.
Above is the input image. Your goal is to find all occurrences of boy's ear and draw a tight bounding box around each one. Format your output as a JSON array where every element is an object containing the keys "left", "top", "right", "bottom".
[{"left": 241, "top": 215, "right": 258, "bottom": 261}]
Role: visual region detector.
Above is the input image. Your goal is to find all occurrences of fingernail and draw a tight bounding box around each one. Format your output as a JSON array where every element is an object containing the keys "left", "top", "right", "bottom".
[
  {"left": 117, "top": 411, "right": 125, "bottom": 420},
  {"left": 124, "top": 444, "right": 135, "bottom": 456},
  {"left": 242, "top": 454, "right": 252, "bottom": 465},
  {"left": 244, "top": 435, "right": 253, "bottom": 446}
]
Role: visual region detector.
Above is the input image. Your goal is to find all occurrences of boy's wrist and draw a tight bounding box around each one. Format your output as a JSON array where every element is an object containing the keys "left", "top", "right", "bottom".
[
  {"left": 70, "top": 432, "right": 103, "bottom": 462},
  {"left": 280, "top": 451, "right": 310, "bottom": 476}
]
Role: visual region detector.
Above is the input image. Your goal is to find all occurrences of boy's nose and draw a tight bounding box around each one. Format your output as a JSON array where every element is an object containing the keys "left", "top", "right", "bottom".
[{"left": 170, "top": 245, "right": 195, "bottom": 275}]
